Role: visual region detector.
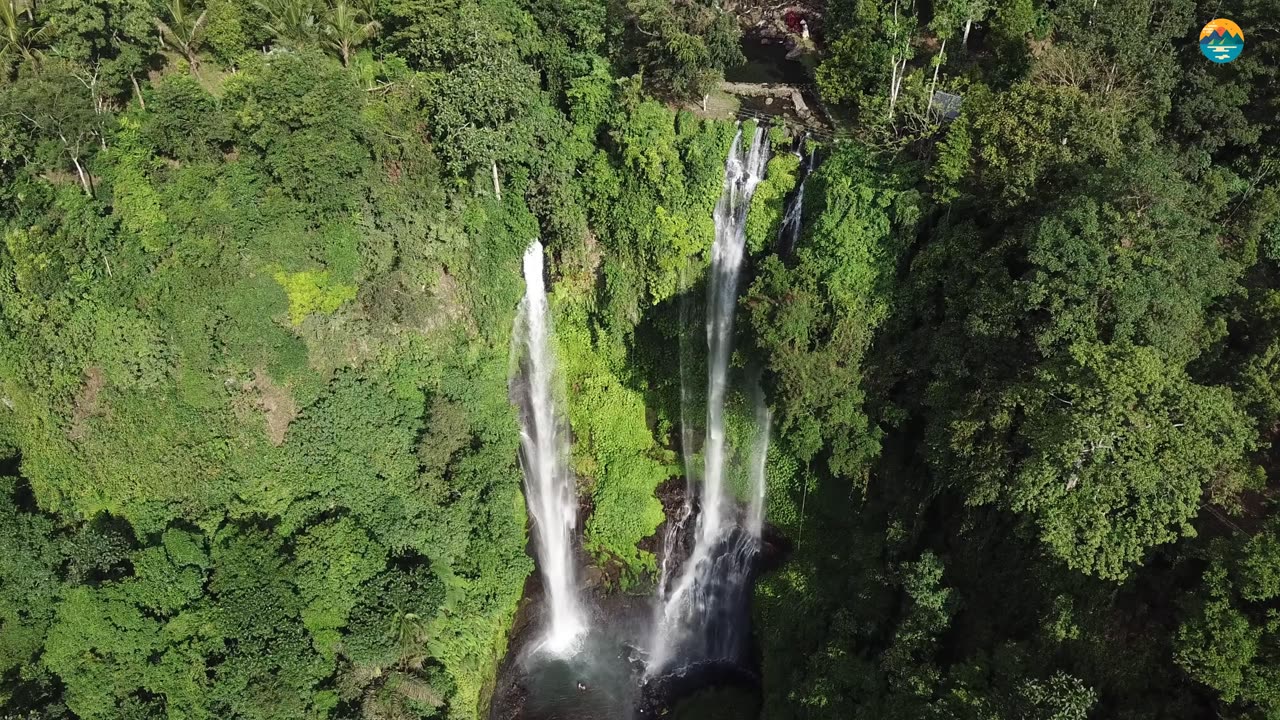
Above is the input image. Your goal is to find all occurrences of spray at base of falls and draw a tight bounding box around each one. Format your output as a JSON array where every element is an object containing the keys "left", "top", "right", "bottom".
[
  {"left": 648, "top": 125, "right": 773, "bottom": 677},
  {"left": 659, "top": 264, "right": 700, "bottom": 605},
  {"left": 513, "top": 240, "right": 587, "bottom": 656}
]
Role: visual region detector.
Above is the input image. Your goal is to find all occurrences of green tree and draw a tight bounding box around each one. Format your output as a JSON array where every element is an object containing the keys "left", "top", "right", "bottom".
[
  {"left": 815, "top": 0, "right": 917, "bottom": 121},
  {"left": 618, "top": 0, "right": 742, "bottom": 100},
  {"left": 1177, "top": 526, "right": 1280, "bottom": 717},
  {"left": 0, "top": 62, "right": 106, "bottom": 194},
  {"left": 154, "top": 0, "right": 209, "bottom": 77},
  {"left": 206, "top": 526, "right": 333, "bottom": 719},
  {"left": 1018, "top": 157, "right": 1239, "bottom": 363},
  {"left": 223, "top": 50, "right": 368, "bottom": 209},
  {"left": 137, "top": 73, "right": 230, "bottom": 160},
  {"left": 0, "top": 477, "right": 66, "bottom": 712},
  {"left": 1047, "top": 0, "right": 1192, "bottom": 129},
  {"left": 41, "top": 0, "right": 155, "bottom": 97},
  {"left": 882, "top": 552, "right": 953, "bottom": 697},
  {"left": 0, "top": 0, "right": 49, "bottom": 73},
  {"left": 256, "top": 0, "right": 320, "bottom": 49},
  {"left": 950, "top": 343, "right": 1259, "bottom": 580},
  {"left": 203, "top": 0, "right": 253, "bottom": 64},
  {"left": 427, "top": 45, "right": 544, "bottom": 173},
  {"left": 747, "top": 145, "right": 910, "bottom": 478},
  {"left": 322, "top": 0, "right": 378, "bottom": 66}
]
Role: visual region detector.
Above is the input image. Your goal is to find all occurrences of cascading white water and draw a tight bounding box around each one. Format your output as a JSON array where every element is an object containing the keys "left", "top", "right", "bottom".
[
  {"left": 779, "top": 143, "right": 815, "bottom": 256},
  {"left": 513, "top": 240, "right": 587, "bottom": 655},
  {"left": 745, "top": 400, "right": 772, "bottom": 540},
  {"left": 701, "top": 124, "right": 769, "bottom": 550},
  {"left": 649, "top": 125, "right": 771, "bottom": 675},
  {"left": 659, "top": 265, "right": 699, "bottom": 603}
]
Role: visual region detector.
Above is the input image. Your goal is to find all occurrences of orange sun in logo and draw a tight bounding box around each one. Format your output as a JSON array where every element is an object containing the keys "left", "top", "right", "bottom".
[{"left": 1199, "top": 18, "right": 1244, "bottom": 63}]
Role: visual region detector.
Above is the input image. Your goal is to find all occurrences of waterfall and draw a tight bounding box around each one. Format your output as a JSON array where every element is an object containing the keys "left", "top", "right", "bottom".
[
  {"left": 779, "top": 143, "right": 815, "bottom": 256},
  {"left": 746, "top": 398, "right": 771, "bottom": 540},
  {"left": 649, "top": 125, "right": 771, "bottom": 675},
  {"left": 659, "top": 264, "right": 699, "bottom": 603},
  {"left": 512, "top": 240, "right": 586, "bottom": 655},
  {"left": 699, "top": 124, "right": 767, "bottom": 547}
]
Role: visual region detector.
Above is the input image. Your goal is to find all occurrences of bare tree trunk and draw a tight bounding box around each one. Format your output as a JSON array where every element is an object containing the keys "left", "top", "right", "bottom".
[
  {"left": 888, "top": 0, "right": 900, "bottom": 120},
  {"left": 963, "top": 17, "right": 972, "bottom": 46},
  {"left": 888, "top": 57, "right": 905, "bottom": 120},
  {"left": 888, "top": 55, "right": 898, "bottom": 120},
  {"left": 491, "top": 160, "right": 501, "bottom": 200},
  {"left": 929, "top": 38, "right": 945, "bottom": 117},
  {"left": 132, "top": 75, "right": 146, "bottom": 110},
  {"left": 71, "top": 154, "right": 91, "bottom": 196}
]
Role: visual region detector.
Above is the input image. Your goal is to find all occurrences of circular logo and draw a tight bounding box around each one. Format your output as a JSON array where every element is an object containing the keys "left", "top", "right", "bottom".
[{"left": 1200, "top": 18, "right": 1244, "bottom": 63}]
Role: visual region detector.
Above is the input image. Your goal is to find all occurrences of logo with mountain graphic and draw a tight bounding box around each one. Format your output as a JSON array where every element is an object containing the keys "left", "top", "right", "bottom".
[{"left": 1200, "top": 19, "right": 1244, "bottom": 63}]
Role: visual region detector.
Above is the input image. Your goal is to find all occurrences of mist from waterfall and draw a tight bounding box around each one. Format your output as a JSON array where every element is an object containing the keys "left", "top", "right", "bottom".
[
  {"left": 649, "top": 125, "right": 772, "bottom": 676},
  {"left": 512, "top": 240, "right": 587, "bottom": 655}
]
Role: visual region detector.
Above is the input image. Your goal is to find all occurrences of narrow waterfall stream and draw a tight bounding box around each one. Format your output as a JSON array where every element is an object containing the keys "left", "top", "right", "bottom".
[
  {"left": 779, "top": 142, "right": 815, "bottom": 256},
  {"left": 496, "top": 127, "right": 797, "bottom": 720},
  {"left": 649, "top": 125, "right": 773, "bottom": 676},
  {"left": 512, "top": 240, "right": 587, "bottom": 655},
  {"left": 746, "top": 397, "right": 772, "bottom": 539},
  {"left": 502, "top": 241, "right": 650, "bottom": 720}
]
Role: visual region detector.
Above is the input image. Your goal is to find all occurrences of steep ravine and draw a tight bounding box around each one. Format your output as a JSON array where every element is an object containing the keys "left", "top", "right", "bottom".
[{"left": 491, "top": 124, "right": 810, "bottom": 720}]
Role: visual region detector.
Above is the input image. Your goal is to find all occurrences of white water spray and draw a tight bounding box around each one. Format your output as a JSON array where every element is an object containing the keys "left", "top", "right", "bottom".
[
  {"left": 700, "top": 124, "right": 769, "bottom": 548},
  {"left": 746, "top": 399, "right": 771, "bottom": 540},
  {"left": 779, "top": 142, "right": 815, "bottom": 256},
  {"left": 513, "top": 240, "right": 586, "bottom": 655},
  {"left": 649, "top": 125, "right": 771, "bottom": 675}
]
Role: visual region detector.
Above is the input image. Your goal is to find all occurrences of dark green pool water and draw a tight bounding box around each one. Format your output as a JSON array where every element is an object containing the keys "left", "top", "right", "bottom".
[{"left": 520, "top": 627, "right": 646, "bottom": 720}]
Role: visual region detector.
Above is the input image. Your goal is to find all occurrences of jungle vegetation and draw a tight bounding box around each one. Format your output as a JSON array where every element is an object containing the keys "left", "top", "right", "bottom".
[{"left": 0, "top": 0, "right": 1277, "bottom": 718}]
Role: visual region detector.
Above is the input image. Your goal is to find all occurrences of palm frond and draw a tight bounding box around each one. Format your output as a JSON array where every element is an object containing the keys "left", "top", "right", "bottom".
[
  {"left": 257, "top": 0, "right": 321, "bottom": 49},
  {"left": 189, "top": 8, "right": 207, "bottom": 39},
  {"left": 0, "top": 0, "right": 47, "bottom": 66},
  {"left": 154, "top": 17, "right": 177, "bottom": 49},
  {"left": 320, "top": 1, "right": 379, "bottom": 63}
]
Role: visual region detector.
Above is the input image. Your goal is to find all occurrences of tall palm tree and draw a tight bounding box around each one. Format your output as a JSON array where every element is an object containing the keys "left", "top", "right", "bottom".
[
  {"left": 155, "top": 0, "right": 208, "bottom": 78},
  {"left": 322, "top": 0, "right": 378, "bottom": 67},
  {"left": 256, "top": 0, "right": 321, "bottom": 51},
  {"left": 0, "top": 0, "right": 49, "bottom": 73}
]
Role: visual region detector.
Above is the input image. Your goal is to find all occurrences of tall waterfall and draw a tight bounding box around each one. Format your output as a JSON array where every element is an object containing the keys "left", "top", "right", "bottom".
[
  {"left": 649, "top": 125, "right": 772, "bottom": 675},
  {"left": 512, "top": 240, "right": 586, "bottom": 655}
]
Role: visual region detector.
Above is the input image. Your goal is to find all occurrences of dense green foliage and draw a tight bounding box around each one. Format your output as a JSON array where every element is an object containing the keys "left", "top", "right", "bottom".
[
  {"left": 0, "top": 0, "right": 738, "bottom": 716},
  {"left": 3, "top": 0, "right": 1280, "bottom": 718},
  {"left": 754, "top": 0, "right": 1280, "bottom": 718}
]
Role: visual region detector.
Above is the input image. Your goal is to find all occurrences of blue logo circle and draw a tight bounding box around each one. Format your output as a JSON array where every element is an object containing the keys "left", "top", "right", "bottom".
[{"left": 1200, "top": 19, "right": 1244, "bottom": 64}]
